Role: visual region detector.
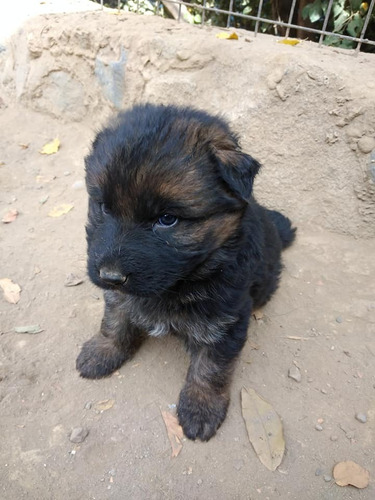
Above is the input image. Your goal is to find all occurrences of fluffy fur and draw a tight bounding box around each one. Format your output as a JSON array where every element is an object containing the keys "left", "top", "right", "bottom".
[{"left": 76, "top": 104, "right": 296, "bottom": 441}]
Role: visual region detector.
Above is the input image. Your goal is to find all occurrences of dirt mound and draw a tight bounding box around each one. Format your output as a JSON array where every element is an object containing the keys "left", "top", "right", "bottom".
[{"left": 1, "top": 11, "right": 375, "bottom": 237}]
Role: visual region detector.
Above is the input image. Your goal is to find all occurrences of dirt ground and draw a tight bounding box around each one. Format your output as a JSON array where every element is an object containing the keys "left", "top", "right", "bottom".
[{"left": 0, "top": 3, "right": 374, "bottom": 500}]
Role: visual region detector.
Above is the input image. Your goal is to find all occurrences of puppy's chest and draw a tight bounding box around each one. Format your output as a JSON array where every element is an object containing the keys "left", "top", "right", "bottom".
[{"left": 123, "top": 296, "right": 236, "bottom": 345}]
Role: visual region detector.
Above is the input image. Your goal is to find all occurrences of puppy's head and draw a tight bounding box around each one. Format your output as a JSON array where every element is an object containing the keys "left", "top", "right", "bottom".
[{"left": 85, "top": 104, "right": 260, "bottom": 297}]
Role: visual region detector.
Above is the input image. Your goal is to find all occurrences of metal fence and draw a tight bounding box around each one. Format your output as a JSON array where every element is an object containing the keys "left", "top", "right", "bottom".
[{"left": 98, "top": 0, "right": 375, "bottom": 53}]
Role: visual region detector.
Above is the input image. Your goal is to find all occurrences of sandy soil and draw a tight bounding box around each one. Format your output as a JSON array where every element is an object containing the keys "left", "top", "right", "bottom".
[{"left": 0, "top": 5, "right": 374, "bottom": 500}]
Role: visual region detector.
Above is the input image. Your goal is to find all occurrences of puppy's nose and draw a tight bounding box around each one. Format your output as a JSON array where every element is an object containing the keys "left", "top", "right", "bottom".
[{"left": 99, "top": 267, "right": 127, "bottom": 285}]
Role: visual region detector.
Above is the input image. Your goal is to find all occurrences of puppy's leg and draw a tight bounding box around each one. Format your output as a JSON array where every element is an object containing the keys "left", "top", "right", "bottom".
[
  {"left": 76, "top": 292, "right": 145, "bottom": 379},
  {"left": 177, "top": 316, "right": 248, "bottom": 441}
]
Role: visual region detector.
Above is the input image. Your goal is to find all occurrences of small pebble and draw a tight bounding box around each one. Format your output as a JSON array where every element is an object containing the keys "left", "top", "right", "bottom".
[
  {"left": 197, "top": 479, "right": 203, "bottom": 485},
  {"left": 84, "top": 402, "right": 92, "bottom": 410},
  {"left": 330, "top": 435, "right": 338, "bottom": 442},
  {"left": 320, "top": 389, "right": 328, "bottom": 394},
  {"left": 336, "top": 316, "right": 343, "bottom": 323},
  {"left": 288, "top": 365, "right": 302, "bottom": 382},
  {"left": 315, "top": 468, "right": 323, "bottom": 476},
  {"left": 315, "top": 424, "right": 323, "bottom": 431},
  {"left": 355, "top": 412, "right": 367, "bottom": 423},
  {"left": 323, "top": 475, "right": 332, "bottom": 482},
  {"left": 72, "top": 180, "right": 85, "bottom": 190},
  {"left": 64, "top": 171, "right": 71, "bottom": 176},
  {"left": 69, "top": 427, "right": 89, "bottom": 443}
]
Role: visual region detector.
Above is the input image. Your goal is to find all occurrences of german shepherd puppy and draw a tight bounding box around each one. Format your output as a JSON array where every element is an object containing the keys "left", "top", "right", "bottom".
[{"left": 76, "top": 104, "right": 296, "bottom": 441}]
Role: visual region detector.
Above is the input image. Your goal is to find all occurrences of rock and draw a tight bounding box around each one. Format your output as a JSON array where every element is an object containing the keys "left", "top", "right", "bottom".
[
  {"left": 358, "top": 136, "right": 375, "bottom": 154},
  {"left": 72, "top": 180, "right": 85, "bottom": 190},
  {"left": 330, "top": 435, "right": 338, "bottom": 442},
  {"left": 355, "top": 412, "right": 367, "bottom": 423},
  {"left": 69, "top": 427, "right": 89, "bottom": 443},
  {"left": 315, "top": 424, "right": 323, "bottom": 431},
  {"left": 288, "top": 365, "right": 302, "bottom": 382},
  {"left": 324, "top": 474, "right": 332, "bottom": 482},
  {"left": 336, "top": 316, "right": 343, "bottom": 323}
]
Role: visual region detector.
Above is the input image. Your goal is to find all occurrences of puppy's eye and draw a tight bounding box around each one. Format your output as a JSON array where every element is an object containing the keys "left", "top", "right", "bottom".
[
  {"left": 156, "top": 214, "right": 178, "bottom": 227},
  {"left": 99, "top": 202, "right": 111, "bottom": 216}
]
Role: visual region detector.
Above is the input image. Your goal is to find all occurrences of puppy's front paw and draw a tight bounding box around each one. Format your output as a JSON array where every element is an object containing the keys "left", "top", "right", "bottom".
[
  {"left": 76, "top": 335, "right": 127, "bottom": 379},
  {"left": 177, "top": 386, "right": 229, "bottom": 441}
]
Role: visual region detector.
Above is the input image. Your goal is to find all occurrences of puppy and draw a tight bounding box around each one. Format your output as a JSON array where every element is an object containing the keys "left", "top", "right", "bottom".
[{"left": 76, "top": 104, "right": 296, "bottom": 441}]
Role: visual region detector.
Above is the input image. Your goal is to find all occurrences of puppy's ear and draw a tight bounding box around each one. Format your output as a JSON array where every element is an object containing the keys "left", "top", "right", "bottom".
[{"left": 211, "top": 134, "right": 260, "bottom": 203}]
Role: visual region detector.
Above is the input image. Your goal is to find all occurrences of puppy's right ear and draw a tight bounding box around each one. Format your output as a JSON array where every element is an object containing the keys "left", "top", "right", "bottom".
[{"left": 211, "top": 135, "right": 261, "bottom": 203}]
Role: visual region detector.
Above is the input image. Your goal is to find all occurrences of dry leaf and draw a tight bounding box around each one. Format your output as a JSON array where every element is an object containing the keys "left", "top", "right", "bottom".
[
  {"left": 95, "top": 399, "right": 115, "bottom": 411},
  {"left": 333, "top": 461, "right": 370, "bottom": 489},
  {"left": 278, "top": 39, "right": 300, "bottom": 46},
  {"left": 0, "top": 278, "right": 21, "bottom": 304},
  {"left": 161, "top": 410, "right": 183, "bottom": 457},
  {"left": 15, "top": 325, "right": 43, "bottom": 334},
  {"left": 48, "top": 204, "right": 74, "bottom": 217},
  {"left": 241, "top": 387, "right": 285, "bottom": 471},
  {"left": 2, "top": 209, "right": 18, "bottom": 223},
  {"left": 253, "top": 309, "right": 264, "bottom": 320},
  {"left": 40, "top": 138, "right": 60, "bottom": 155},
  {"left": 216, "top": 32, "right": 238, "bottom": 40}
]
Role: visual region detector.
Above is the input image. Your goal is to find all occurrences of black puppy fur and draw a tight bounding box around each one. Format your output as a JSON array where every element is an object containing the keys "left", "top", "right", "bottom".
[{"left": 76, "top": 104, "right": 296, "bottom": 441}]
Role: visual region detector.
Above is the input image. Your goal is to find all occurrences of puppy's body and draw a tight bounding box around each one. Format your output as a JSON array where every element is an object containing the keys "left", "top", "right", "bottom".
[{"left": 77, "top": 104, "right": 295, "bottom": 441}]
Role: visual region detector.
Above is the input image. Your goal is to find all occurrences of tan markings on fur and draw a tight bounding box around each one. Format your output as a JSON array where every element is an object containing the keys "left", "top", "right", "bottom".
[{"left": 158, "top": 168, "right": 202, "bottom": 201}]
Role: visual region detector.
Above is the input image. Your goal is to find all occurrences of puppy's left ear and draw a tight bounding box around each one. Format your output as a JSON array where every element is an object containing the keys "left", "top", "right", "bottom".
[{"left": 211, "top": 136, "right": 261, "bottom": 203}]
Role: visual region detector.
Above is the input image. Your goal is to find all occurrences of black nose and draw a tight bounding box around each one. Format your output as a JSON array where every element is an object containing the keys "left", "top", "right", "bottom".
[{"left": 99, "top": 268, "right": 127, "bottom": 285}]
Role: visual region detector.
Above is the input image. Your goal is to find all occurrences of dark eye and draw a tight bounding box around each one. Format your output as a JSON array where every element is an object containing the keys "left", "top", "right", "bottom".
[
  {"left": 99, "top": 202, "right": 111, "bottom": 216},
  {"left": 156, "top": 214, "right": 178, "bottom": 227}
]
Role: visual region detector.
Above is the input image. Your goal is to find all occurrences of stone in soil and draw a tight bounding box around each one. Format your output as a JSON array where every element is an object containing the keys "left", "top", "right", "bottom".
[
  {"left": 355, "top": 412, "right": 367, "bottom": 423},
  {"left": 69, "top": 427, "right": 89, "bottom": 443},
  {"left": 288, "top": 365, "right": 302, "bottom": 382}
]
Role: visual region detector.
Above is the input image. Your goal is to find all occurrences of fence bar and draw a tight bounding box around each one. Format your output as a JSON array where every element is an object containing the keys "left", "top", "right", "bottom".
[
  {"left": 227, "top": 0, "right": 234, "bottom": 28},
  {"left": 162, "top": 0, "right": 375, "bottom": 47},
  {"left": 285, "top": 0, "right": 298, "bottom": 39},
  {"left": 254, "top": 0, "right": 265, "bottom": 36},
  {"left": 318, "top": 0, "right": 334, "bottom": 46},
  {"left": 201, "top": 0, "right": 206, "bottom": 26},
  {"left": 356, "top": 0, "right": 375, "bottom": 52}
]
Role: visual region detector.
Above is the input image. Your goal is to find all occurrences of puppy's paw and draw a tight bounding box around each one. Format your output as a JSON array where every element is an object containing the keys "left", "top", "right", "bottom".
[
  {"left": 76, "top": 335, "right": 127, "bottom": 379},
  {"left": 177, "top": 386, "right": 229, "bottom": 441}
]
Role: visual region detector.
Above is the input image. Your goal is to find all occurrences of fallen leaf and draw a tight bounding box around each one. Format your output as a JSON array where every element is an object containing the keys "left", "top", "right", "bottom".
[
  {"left": 64, "top": 273, "right": 83, "bottom": 287},
  {"left": 252, "top": 309, "right": 264, "bottom": 320},
  {"left": 216, "top": 32, "right": 238, "bottom": 40},
  {"left": 0, "top": 278, "right": 21, "bottom": 304},
  {"left": 36, "top": 175, "right": 56, "bottom": 184},
  {"left": 241, "top": 387, "right": 285, "bottom": 471},
  {"left": 40, "top": 138, "right": 60, "bottom": 155},
  {"left": 2, "top": 209, "right": 18, "bottom": 223},
  {"left": 15, "top": 325, "right": 43, "bottom": 334},
  {"left": 94, "top": 399, "right": 115, "bottom": 412},
  {"left": 48, "top": 204, "right": 74, "bottom": 217},
  {"left": 161, "top": 410, "right": 183, "bottom": 458},
  {"left": 333, "top": 461, "right": 370, "bottom": 488},
  {"left": 278, "top": 39, "right": 300, "bottom": 46}
]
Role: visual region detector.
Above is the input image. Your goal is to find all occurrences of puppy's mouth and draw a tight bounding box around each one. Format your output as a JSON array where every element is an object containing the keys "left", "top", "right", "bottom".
[{"left": 99, "top": 267, "right": 128, "bottom": 287}]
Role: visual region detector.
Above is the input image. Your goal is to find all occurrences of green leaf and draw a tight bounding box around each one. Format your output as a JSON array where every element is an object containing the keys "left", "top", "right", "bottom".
[
  {"left": 333, "top": 11, "right": 350, "bottom": 32},
  {"left": 347, "top": 13, "right": 364, "bottom": 37},
  {"left": 309, "top": 0, "right": 324, "bottom": 23}
]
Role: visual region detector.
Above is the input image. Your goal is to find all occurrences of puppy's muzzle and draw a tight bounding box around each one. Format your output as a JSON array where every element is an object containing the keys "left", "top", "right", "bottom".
[{"left": 99, "top": 267, "right": 128, "bottom": 286}]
